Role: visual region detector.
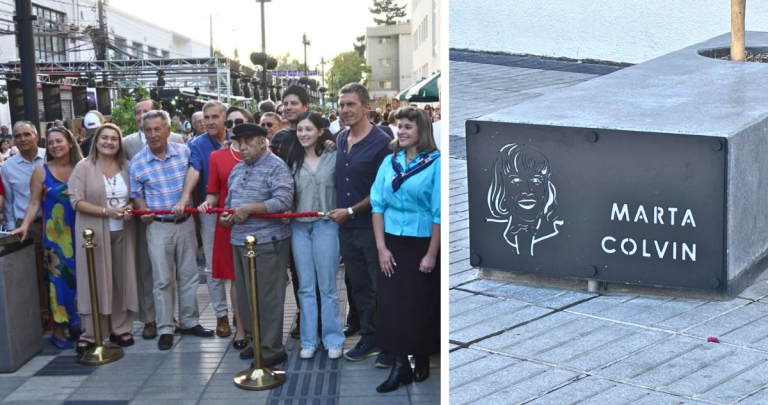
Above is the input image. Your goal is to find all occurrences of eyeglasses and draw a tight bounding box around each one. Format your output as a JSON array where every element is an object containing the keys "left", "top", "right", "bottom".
[
  {"left": 224, "top": 119, "right": 245, "bottom": 129},
  {"left": 277, "top": 110, "right": 285, "bottom": 116},
  {"left": 260, "top": 122, "right": 274, "bottom": 128}
]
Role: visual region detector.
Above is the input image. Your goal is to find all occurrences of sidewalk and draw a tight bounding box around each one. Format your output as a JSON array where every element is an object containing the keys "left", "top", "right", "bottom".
[
  {"left": 449, "top": 50, "right": 768, "bottom": 405},
  {"left": 0, "top": 257, "right": 440, "bottom": 404}
]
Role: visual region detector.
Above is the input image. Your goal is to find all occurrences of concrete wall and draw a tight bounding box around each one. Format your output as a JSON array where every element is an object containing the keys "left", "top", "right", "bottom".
[{"left": 449, "top": 0, "right": 768, "bottom": 64}]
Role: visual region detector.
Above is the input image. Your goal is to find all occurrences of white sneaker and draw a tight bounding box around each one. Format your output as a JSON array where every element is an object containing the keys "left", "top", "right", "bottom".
[
  {"left": 328, "top": 348, "right": 343, "bottom": 359},
  {"left": 300, "top": 347, "right": 316, "bottom": 359}
]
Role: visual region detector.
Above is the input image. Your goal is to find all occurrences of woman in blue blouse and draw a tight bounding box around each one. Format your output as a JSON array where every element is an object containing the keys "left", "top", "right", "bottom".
[{"left": 371, "top": 107, "right": 440, "bottom": 393}]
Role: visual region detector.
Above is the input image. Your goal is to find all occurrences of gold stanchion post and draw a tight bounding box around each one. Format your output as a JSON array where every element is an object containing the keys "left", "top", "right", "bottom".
[
  {"left": 234, "top": 235, "right": 286, "bottom": 390},
  {"left": 78, "top": 229, "right": 124, "bottom": 366}
]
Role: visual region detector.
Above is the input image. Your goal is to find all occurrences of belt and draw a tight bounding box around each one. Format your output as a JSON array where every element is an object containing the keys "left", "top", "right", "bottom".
[
  {"left": 16, "top": 218, "right": 41, "bottom": 226},
  {"left": 153, "top": 215, "right": 189, "bottom": 224}
]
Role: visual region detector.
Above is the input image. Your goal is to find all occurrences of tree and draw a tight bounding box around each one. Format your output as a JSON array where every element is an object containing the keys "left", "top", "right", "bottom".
[
  {"left": 370, "top": 0, "right": 407, "bottom": 26},
  {"left": 233, "top": 47, "right": 240, "bottom": 62},
  {"left": 354, "top": 35, "right": 366, "bottom": 58},
  {"left": 275, "top": 52, "right": 303, "bottom": 71},
  {"left": 111, "top": 86, "right": 149, "bottom": 135},
  {"left": 327, "top": 51, "right": 372, "bottom": 90},
  {"left": 731, "top": 0, "right": 746, "bottom": 61},
  {"left": 213, "top": 48, "right": 225, "bottom": 57}
]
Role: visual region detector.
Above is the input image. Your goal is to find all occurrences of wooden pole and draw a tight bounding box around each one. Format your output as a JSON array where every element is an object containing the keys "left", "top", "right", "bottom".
[{"left": 731, "top": 0, "right": 747, "bottom": 61}]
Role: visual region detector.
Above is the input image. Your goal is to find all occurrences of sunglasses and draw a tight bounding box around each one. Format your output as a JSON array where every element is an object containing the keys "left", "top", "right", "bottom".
[
  {"left": 224, "top": 118, "right": 245, "bottom": 129},
  {"left": 46, "top": 126, "right": 68, "bottom": 133},
  {"left": 260, "top": 122, "right": 274, "bottom": 128}
]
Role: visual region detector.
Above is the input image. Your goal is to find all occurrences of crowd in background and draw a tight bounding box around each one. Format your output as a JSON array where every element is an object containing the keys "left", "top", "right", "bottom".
[{"left": 0, "top": 82, "right": 440, "bottom": 394}]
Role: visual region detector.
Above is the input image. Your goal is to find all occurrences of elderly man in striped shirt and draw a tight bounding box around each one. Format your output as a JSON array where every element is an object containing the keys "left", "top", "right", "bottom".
[{"left": 129, "top": 110, "right": 214, "bottom": 351}]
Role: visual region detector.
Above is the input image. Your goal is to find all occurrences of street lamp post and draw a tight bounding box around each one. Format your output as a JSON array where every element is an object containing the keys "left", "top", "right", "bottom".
[
  {"left": 302, "top": 33, "right": 310, "bottom": 78},
  {"left": 256, "top": 0, "right": 271, "bottom": 101}
]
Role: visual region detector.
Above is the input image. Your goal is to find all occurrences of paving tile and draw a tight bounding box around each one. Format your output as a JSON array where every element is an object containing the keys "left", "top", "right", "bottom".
[
  {"left": 450, "top": 269, "right": 479, "bottom": 288},
  {"left": 664, "top": 349, "right": 767, "bottom": 397},
  {"left": 596, "top": 296, "right": 675, "bottom": 321},
  {"left": 451, "top": 302, "right": 551, "bottom": 344},
  {"left": 624, "top": 298, "right": 706, "bottom": 327},
  {"left": 521, "top": 375, "right": 616, "bottom": 405},
  {"left": 534, "top": 324, "right": 636, "bottom": 364},
  {"left": 562, "top": 328, "right": 671, "bottom": 372},
  {"left": 450, "top": 360, "right": 548, "bottom": 405},
  {"left": 470, "top": 367, "right": 578, "bottom": 405},
  {"left": 449, "top": 349, "right": 489, "bottom": 369},
  {"left": 685, "top": 301, "right": 768, "bottom": 338},
  {"left": 596, "top": 335, "right": 702, "bottom": 381},
  {"left": 693, "top": 356, "right": 768, "bottom": 403},
  {"left": 493, "top": 314, "right": 607, "bottom": 357},
  {"left": 566, "top": 294, "right": 639, "bottom": 315},
  {"left": 631, "top": 341, "right": 734, "bottom": 389},
  {"left": 450, "top": 354, "right": 518, "bottom": 388},
  {"left": 449, "top": 294, "right": 500, "bottom": 318},
  {"left": 654, "top": 298, "right": 749, "bottom": 332},
  {"left": 3, "top": 376, "right": 88, "bottom": 402}
]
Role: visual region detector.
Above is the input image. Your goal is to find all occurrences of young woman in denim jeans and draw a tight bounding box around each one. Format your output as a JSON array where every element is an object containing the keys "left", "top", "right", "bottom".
[{"left": 287, "top": 112, "right": 345, "bottom": 360}]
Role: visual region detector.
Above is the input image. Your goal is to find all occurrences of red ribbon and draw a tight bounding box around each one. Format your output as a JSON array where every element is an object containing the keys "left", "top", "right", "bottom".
[{"left": 127, "top": 208, "right": 323, "bottom": 219}]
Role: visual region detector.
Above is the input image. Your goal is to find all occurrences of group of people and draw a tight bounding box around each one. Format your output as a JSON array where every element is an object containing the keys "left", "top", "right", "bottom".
[{"left": 0, "top": 82, "right": 440, "bottom": 394}]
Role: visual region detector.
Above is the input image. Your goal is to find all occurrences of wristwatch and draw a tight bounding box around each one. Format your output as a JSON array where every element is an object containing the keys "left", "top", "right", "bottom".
[{"left": 347, "top": 207, "right": 355, "bottom": 219}]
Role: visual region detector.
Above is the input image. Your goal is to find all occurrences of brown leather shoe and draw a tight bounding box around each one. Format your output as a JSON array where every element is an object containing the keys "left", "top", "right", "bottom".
[
  {"left": 216, "top": 315, "right": 231, "bottom": 337},
  {"left": 142, "top": 321, "right": 157, "bottom": 340}
]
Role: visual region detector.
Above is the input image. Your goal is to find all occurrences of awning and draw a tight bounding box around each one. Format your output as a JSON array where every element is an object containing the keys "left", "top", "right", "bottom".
[{"left": 397, "top": 71, "right": 440, "bottom": 102}]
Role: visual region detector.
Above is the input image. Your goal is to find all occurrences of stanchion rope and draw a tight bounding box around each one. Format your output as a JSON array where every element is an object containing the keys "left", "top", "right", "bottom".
[{"left": 126, "top": 208, "right": 323, "bottom": 219}]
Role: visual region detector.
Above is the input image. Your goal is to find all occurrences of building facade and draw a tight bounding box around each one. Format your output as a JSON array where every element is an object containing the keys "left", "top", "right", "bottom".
[
  {"left": 0, "top": 0, "right": 208, "bottom": 125},
  {"left": 411, "top": 0, "right": 440, "bottom": 82},
  {"left": 0, "top": 0, "right": 208, "bottom": 63},
  {"left": 366, "top": 22, "right": 412, "bottom": 100}
]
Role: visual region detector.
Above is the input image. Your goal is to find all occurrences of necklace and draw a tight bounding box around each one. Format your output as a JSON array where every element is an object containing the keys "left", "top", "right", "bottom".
[
  {"left": 230, "top": 146, "right": 242, "bottom": 163},
  {"left": 105, "top": 175, "right": 119, "bottom": 207}
]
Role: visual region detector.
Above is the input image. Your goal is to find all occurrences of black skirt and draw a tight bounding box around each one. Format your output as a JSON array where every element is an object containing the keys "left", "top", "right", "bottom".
[{"left": 375, "top": 233, "right": 440, "bottom": 356}]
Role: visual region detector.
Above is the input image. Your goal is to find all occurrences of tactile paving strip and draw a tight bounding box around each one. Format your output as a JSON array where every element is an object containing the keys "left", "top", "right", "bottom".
[
  {"left": 266, "top": 338, "right": 340, "bottom": 405},
  {"left": 34, "top": 355, "right": 97, "bottom": 377}
]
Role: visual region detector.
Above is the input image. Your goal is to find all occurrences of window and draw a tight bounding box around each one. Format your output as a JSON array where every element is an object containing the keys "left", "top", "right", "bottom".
[
  {"left": 379, "top": 58, "right": 391, "bottom": 67},
  {"left": 32, "top": 5, "right": 66, "bottom": 62},
  {"left": 162, "top": 50, "right": 170, "bottom": 58},
  {"left": 379, "top": 81, "right": 392, "bottom": 89},
  {"left": 113, "top": 37, "right": 128, "bottom": 60},
  {"left": 132, "top": 42, "right": 143, "bottom": 58},
  {"left": 146, "top": 46, "right": 157, "bottom": 57},
  {"left": 378, "top": 36, "right": 391, "bottom": 44}
]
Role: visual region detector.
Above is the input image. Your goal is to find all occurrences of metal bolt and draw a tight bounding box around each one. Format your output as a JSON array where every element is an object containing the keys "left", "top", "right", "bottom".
[
  {"left": 467, "top": 122, "right": 480, "bottom": 135},
  {"left": 710, "top": 140, "right": 723, "bottom": 151},
  {"left": 587, "top": 265, "right": 597, "bottom": 277},
  {"left": 586, "top": 132, "right": 598, "bottom": 143},
  {"left": 470, "top": 253, "right": 482, "bottom": 266},
  {"left": 709, "top": 278, "right": 721, "bottom": 289}
]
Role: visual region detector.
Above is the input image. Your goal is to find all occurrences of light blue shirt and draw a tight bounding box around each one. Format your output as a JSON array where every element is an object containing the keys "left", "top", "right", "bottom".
[
  {"left": 2, "top": 147, "right": 46, "bottom": 230},
  {"left": 370, "top": 150, "right": 441, "bottom": 237}
]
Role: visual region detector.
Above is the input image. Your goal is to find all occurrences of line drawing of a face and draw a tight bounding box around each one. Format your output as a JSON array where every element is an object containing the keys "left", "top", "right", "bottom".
[{"left": 487, "top": 143, "right": 563, "bottom": 256}]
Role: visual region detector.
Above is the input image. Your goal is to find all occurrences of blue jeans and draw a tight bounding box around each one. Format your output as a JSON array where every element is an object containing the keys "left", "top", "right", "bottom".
[{"left": 291, "top": 219, "right": 345, "bottom": 350}]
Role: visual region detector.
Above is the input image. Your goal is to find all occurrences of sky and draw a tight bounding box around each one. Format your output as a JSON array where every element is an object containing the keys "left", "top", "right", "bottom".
[{"left": 108, "top": 0, "right": 410, "bottom": 72}]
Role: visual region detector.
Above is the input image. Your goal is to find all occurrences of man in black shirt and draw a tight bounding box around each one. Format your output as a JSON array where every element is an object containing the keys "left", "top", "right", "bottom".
[{"left": 270, "top": 85, "right": 309, "bottom": 161}]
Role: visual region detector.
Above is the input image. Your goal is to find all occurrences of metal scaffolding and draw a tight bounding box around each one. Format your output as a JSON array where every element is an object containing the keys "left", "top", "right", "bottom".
[{"left": 0, "top": 57, "right": 265, "bottom": 103}]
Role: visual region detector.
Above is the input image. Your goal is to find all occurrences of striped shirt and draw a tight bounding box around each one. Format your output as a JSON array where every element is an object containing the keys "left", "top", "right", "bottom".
[{"left": 129, "top": 142, "right": 190, "bottom": 218}]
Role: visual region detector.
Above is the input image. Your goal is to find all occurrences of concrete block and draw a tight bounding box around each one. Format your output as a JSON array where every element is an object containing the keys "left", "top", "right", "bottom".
[{"left": 0, "top": 241, "right": 43, "bottom": 372}]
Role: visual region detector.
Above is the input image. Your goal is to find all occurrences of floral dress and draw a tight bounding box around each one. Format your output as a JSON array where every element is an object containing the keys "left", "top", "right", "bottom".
[{"left": 42, "top": 165, "right": 81, "bottom": 330}]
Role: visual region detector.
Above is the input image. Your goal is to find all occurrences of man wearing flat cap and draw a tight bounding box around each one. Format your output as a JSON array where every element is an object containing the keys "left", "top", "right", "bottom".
[{"left": 221, "top": 122, "right": 294, "bottom": 367}]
